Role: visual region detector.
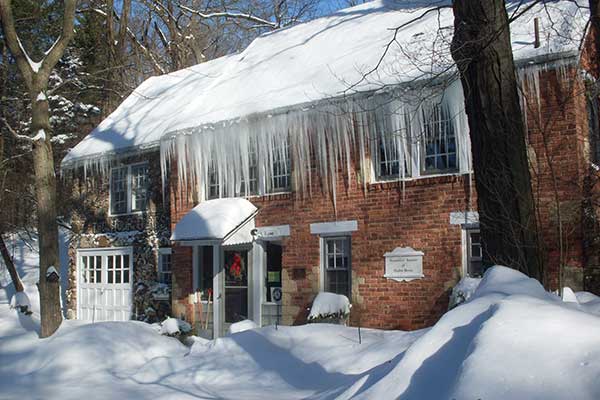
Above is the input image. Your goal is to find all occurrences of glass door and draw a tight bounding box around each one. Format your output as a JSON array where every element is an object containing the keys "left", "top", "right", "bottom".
[{"left": 224, "top": 250, "right": 249, "bottom": 327}]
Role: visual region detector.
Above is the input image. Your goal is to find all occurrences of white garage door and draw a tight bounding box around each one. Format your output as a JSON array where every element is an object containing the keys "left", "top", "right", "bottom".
[{"left": 77, "top": 247, "right": 133, "bottom": 322}]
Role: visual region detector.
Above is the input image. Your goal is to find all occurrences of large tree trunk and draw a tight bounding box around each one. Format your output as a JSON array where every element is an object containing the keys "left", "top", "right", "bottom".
[
  {"left": 0, "top": 0, "right": 76, "bottom": 337},
  {"left": 0, "top": 233, "right": 24, "bottom": 292},
  {"left": 451, "top": 0, "right": 544, "bottom": 282},
  {"left": 30, "top": 80, "right": 62, "bottom": 337}
]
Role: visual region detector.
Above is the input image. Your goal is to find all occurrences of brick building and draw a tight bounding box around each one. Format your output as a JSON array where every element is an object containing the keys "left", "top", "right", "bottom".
[{"left": 61, "top": 0, "right": 599, "bottom": 337}]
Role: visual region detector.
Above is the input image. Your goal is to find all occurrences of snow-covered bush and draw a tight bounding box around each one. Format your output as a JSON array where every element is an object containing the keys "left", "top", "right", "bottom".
[
  {"left": 228, "top": 319, "right": 258, "bottom": 334},
  {"left": 448, "top": 276, "right": 481, "bottom": 309},
  {"left": 307, "top": 292, "right": 351, "bottom": 324},
  {"left": 158, "top": 317, "right": 192, "bottom": 338},
  {"left": 10, "top": 292, "right": 32, "bottom": 315}
]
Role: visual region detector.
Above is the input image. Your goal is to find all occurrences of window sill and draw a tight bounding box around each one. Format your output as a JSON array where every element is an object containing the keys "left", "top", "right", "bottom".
[
  {"left": 369, "top": 171, "right": 472, "bottom": 190},
  {"left": 108, "top": 210, "right": 151, "bottom": 218}
]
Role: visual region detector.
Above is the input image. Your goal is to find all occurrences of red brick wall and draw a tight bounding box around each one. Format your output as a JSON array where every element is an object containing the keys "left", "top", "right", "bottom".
[{"left": 169, "top": 65, "right": 592, "bottom": 331}]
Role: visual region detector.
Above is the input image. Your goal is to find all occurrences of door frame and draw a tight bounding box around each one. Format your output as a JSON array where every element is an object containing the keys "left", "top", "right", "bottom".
[
  {"left": 221, "top": 244, "right": 253, "bottom": 333},
  {"left": 76, "top": 246, "right": 134, "bottom": 321}
]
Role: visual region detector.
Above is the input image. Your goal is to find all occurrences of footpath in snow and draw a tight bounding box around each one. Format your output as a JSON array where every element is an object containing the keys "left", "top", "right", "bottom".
[{"left": 1, "top": 234, "right": 600, "bottom": 399}]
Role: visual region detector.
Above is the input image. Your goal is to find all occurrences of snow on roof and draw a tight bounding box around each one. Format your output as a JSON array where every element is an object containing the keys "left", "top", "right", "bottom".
[
  {"left": 171, "top": 198, "right": 257, "bottom": 241},
  {"left": 62, "top": 0, "right": 588, "bottom": 166}
]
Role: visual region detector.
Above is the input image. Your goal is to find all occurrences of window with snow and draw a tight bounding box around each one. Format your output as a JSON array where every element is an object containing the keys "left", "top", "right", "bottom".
[
  {"left": 110, "top": 163, "right": 150, "bottom": 215},
  {"left": 323, "top": 237, "right": 351, "bottom": 298},
  {"left": 376, "top": 126, "right": 410, "bottom": 180},
  {"left": 208, "top": 163, "right": 220, "bottom": 200},
  {"left": 239, "top": 147, "right": 258, "bottom": 196},
  {"left": 421, "top": 104, "right": 458, "bottom": 174},
  {"left": 270, "top": 141, "right": 291, "bottom": 193},
  {"left": 158, "top": 248, "right": 172, "bottom": 285}
]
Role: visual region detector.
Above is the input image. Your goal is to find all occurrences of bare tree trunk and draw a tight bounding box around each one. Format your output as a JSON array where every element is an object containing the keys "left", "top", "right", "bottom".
[
  {"left": 0, "top": 233, "right": 23, "bottom": 292},
  {"left": 0, "top": 0, "right": 77, "bottom": 337},
  {"left": 451, "top": 0, "right": 544, "bottom": 282}
]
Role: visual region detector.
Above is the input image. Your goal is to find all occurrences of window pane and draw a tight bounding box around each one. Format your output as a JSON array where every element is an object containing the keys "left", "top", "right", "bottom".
[
  {"left": 270, "top": 141, "right": 291, "bottom": 192},
  {"left": 208, "top": 164, "right": 220, "bottom": 199},
  {"left": 110, "top": 167, "right": 128, "bottom": 214},
  {"left": 422, "top": 105, "right": 458, "bottom": 173},
  {"left": 131, "top": 164, "right": 149, "bottom": 212}
]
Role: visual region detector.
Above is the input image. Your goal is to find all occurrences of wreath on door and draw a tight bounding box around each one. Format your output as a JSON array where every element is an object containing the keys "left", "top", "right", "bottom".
[{"left": 228, "top": 253, "right": 244, "bottom": 280}]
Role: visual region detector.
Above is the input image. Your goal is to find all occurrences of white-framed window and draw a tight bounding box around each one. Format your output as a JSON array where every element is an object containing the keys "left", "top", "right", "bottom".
[
  {"left": 375, "top": 128, "right": 411, "bottom": 180},
  {"left": 322, "top": 236, "right": 351, "bottom": 298},
  {"left": 207, "top": 139, "right": 291, "bottom": 199},
  {"left": 207, "top": 162, "right": 220, "bottom": 200},
  {"left": 464, "top": 228, "right": 483, "bottom": 277},
  {"left": 239, "top": 146, "right": 259, "bottom": 196},
  {"left": 270, "top": 141, "right": 291, "bottom": 193},
  {"left": 110, "top": 162, "right": 150, "bottom": 215},
  {"left": 79, "top": 249, "right": 132, "bottom": 285},
  {"left": 158, "top": 248, "right": 172, "bottom": 285},
  {"left": 421, "top": 104, "right": 458, "bottom": 174}
]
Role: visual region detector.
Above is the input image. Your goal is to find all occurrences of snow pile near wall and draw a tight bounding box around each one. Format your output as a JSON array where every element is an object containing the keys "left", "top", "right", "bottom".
[
  {"left": 350, "top": 266, "right": 600, "bottom": 400},
  {"left": 575, "top": 291, "right": 600, "bottom": 316},
  {"left": 159, "top": 317, "right": 192, "bottom": 336},
  {"left": 228, "top": 319, "right": 258, "bottom": 334},
  {"left": 308, "top": 292, "right": 351, "bottom": 321},
  {"left": 448, "top": 276, "right": 481, "bottom": 308}
]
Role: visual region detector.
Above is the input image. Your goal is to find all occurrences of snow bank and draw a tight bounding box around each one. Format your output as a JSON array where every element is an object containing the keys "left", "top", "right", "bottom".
[
  {"left": 308, "top": 292, "right": 351, "bottom": 321},
  {"left": 9, "top": 291, "right": 31, "bottom": 311},
  {"left": 449, "top": 276, "right": 481, "bottom": 308},
  {"left": 159, "top": 317, "right": 192, "bottom": 336},
  {"left": 350, "top": 266, "right": 600, "bottom": 400},
  {"left": 576, "top": 291, "right": 600, "bottom": 316},
  {"left": 228, "top": 319, "right": 258, "bottom": 334}
]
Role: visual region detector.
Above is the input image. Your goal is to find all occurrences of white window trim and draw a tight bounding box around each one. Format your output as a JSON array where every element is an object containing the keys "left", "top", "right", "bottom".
[
  {"left": 461, "top": 225, "right": 481, "bottom": 277},
  {"left": 109, "top": 161, "right": 149, "bottom": 217},
  {"left": 158, "top": 248, "right": 172, "bottom": 285},
  {"left": 76, "top": 246, "right": 134, "bottom": 320},
  {"left": 319, "top": 236, "right": 352, "bottom": 296},
  {"left": 310, "top": 220, "right": 358, "bottom": 236}
]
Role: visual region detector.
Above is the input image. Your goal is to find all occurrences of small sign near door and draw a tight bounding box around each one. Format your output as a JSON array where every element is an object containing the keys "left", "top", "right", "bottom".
[{"left": 270, "top": 287, "right": 282, "bottom": 305}]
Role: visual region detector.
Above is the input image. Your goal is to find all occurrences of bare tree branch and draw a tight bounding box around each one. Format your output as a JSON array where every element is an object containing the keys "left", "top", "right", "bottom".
[
  {"left": 177, "top": 3, "right": 279, "bottom": 29},
  {"left": 0, "top": 117, "right": 32, "bottom": 143}
]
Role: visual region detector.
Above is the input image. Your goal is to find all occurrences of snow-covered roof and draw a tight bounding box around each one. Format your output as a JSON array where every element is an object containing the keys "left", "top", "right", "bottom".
[
  {"left": 171, "top": 198, "right": 258, "bottom": 241},
  {"left": 62, "top": 0, "right": 588, "bottom": 167}
]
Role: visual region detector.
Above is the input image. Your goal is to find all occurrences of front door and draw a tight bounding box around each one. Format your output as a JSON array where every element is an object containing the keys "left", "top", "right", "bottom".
[{"left": 223, "top": 249, "right": 250, "bottom": 330}]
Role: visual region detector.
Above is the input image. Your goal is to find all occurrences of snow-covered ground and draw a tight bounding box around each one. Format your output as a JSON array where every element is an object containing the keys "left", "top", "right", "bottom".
[{"left": 1, "top": 235, "right": 600, "bottom": 399}]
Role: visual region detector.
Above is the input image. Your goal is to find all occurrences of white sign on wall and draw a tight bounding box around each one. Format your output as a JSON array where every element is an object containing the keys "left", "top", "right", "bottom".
[{"left": 384, "top": 247, "right": 424, "bottom": 282}]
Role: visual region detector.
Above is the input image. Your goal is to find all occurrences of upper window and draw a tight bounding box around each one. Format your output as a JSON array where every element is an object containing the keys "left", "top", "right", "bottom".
[
  {"left": 270, "top": 141, "right": 291, "bottom": 193},
  {"left": 376, "top": 127, "right": 410, "bottom": 180},
  {"left": 158, "top": 248, "right": 172, "bottom": 285},
  {"left": 110, "top": 163, "right": 150, "bottom": 215},
  {"left": 208, "top": 141, "right": 290, "bottom": 199},
  {"left": 208, "top": 163, "right": 220, "bottom": 200},
  {"left": 422, "top": 105, "right": 458, "bottom": 174},
  {"left": 323, "top": 237, "right": 351, "bottom": 298},
  {"left": 239, "top": 147, "right": 259, "bottom": 196}
]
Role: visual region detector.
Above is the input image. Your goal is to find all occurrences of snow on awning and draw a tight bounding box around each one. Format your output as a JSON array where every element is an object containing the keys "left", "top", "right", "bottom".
[{"left": 171, "top": 198, "right": 258, "bottom": 243}]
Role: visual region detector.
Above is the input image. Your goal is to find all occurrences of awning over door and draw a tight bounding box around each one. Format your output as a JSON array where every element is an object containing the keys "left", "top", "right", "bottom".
[{"left": 171, "top": 198, "right": 258, "bottom": 245}]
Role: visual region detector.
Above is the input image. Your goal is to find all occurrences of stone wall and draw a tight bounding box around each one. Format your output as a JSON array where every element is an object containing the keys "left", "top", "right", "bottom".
[{"left": 64, "top": 151, "right": 171, "bottom": 321}]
